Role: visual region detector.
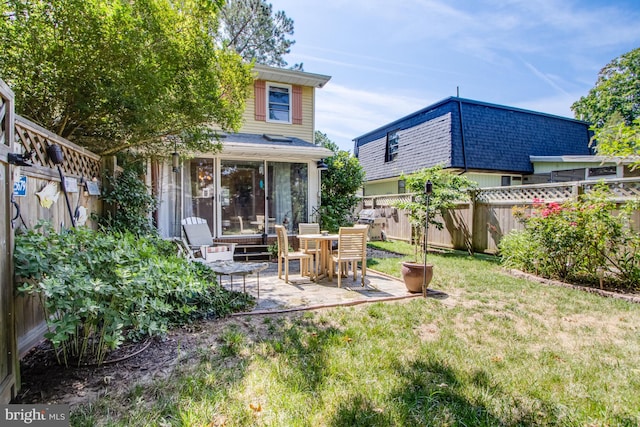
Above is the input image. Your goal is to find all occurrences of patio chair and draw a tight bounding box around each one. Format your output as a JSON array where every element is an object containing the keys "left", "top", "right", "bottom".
[
  {"left": 275, "top": 225, "right": 311, "bottom": 283},
  {"left": 181, "top": 217, "right": 236, "bottom": 262},
  {"left": 329, "top": 225, "right": 368, "bottom": 288},
  {"left": 299, "top": 223, "right": 321, "bottom": 278}
]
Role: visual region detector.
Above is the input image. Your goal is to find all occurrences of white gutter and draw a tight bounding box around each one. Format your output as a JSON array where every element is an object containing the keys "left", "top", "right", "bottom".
[{"left": 530, "top": 155, "right": 639, "bottom": 164}]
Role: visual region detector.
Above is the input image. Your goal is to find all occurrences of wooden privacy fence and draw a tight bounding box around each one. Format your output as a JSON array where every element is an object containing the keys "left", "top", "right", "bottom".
[
  {"left": 361, "top": 178, "right": 640, "bottom": 254},
  {"left": 1, "top": 78, "right": 19, "bottom": 404},
  {"left": 12, "top": 115, "right": 104, "bottom": 358}
]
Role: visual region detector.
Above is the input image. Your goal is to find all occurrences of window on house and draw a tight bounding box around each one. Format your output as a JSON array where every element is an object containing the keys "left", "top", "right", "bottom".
[
  {"left": 501, "top": 176, "right": 511, "bottom": 186},
  {"left": 588, "top": 166, "right": 617, "bottom": 177},
  {"left": 398, "top": 179, "right": 406, "bottom": 193},
  {"left": 386, "top": 131, "right": 399, "bottom": 162},
  {"left": 267, "top": 83, "right": 291, "bottom": 123}
]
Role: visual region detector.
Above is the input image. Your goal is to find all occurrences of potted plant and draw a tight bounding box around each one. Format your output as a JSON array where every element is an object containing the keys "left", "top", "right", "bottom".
[
  {"left": 267, "top": 242, "right": 279, "bottom": 262},
  {"left": 394, "top": 165, "right": 476, "bottom": 293}
]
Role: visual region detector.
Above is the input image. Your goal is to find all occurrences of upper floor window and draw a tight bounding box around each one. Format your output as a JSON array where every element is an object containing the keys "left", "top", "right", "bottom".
[
  {"left": 267, "top": 83, "right": 291, "bottom": 123},
  {"left": 385, "top": 131, "right": 399, "bottom": 162}
]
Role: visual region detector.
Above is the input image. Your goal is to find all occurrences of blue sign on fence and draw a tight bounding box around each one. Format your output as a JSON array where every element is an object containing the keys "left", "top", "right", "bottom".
[{"left": 13, "top": 175, "right": 27, "bottom": 196}]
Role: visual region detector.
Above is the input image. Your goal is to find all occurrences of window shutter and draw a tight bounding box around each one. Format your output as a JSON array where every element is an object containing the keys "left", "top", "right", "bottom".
[
  {"left": 254, "top": 80, "right": 266, "bottom": 121},
  {"left": 292, "top": 85, "right": 303, "bottom": 124}
]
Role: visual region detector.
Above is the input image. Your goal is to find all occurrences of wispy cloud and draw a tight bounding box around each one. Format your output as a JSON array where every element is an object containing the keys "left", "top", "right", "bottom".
[
  {"left": 315, "top": 84, "right": 428, "bottom": 151},
  {"left": 521, "top": 60, "right": 572, "bottom": 97}
]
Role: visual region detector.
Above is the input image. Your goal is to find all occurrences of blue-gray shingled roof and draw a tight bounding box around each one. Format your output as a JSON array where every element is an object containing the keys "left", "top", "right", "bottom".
[{"left": 354, "top": 97, "right": 593, "bottom": 177}]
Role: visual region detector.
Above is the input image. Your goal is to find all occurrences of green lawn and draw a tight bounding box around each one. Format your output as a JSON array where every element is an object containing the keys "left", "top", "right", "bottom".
[{"left": 72, "top": 241, "right": 640, "bottom": 426}]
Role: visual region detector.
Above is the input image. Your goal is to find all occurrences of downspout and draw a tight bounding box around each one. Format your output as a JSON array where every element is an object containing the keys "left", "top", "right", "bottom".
[{"left": 456, "top": 92, "right": 468, "bottom": 175}]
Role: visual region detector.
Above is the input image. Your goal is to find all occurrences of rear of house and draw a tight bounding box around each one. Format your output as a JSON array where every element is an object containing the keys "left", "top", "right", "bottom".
[{"left": 155, "top": 64, "right": 332, "bottom": 246}]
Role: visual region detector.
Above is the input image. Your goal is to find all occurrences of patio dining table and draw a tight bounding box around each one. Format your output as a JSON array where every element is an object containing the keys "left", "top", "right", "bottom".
[{"left": 298, "top": 233, "right": 339, "bottom": 282}]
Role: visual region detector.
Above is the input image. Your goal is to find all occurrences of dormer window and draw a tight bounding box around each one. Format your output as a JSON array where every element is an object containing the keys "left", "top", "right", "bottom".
[{"left": 267, "top": 83, "right": 291, "bottom": 123}]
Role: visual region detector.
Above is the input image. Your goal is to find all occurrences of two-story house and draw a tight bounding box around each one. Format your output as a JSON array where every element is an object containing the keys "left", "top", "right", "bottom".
[
  {"left": 156, "top": 64, "right": 332, "bottom": 241},
  {"left": 354, "top": 97, "right": 595, "bottom": 195}
]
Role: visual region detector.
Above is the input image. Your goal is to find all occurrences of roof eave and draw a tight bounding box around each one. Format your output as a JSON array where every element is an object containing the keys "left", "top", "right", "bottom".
[{"left": 253, "top": 64, "right": 331, "bottom": 88}]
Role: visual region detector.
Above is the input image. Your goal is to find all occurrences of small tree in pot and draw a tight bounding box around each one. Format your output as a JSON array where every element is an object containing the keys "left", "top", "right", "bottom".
[{"left": 394, "top": 165, "right": 477, "bottom": 293}]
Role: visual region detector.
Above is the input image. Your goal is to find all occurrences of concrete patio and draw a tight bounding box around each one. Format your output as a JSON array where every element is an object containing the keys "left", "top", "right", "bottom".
[{"left": 218, "top": 259, "right": 425, "bottom": 313}]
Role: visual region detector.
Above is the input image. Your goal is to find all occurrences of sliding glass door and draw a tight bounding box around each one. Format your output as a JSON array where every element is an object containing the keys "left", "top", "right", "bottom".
[
  {"left": 181, "top": 158, "right": 309, "bottom": 236},
  {"left": 267, "top": 161, "right": 308, "bottom": 234},
  {"left": 220, "top": 160, "right": 265, "bottom": 236}
]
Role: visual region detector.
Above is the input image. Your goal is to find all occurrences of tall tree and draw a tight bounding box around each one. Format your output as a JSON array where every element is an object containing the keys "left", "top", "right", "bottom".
[
  {"left": 0, "top": 0, "right": 254, "bottom": 156},
  {"left": 218, "top": 0, "right": 295, "bottom": 68},
  {"left": 315, "top": 130, "right": 340, "bottom": 153},
  {"left": 571, "top": 47, "right": 640, "bottom": 168},
  {"left": 571, "top": 47, "right": 640, "bottom": 127}
]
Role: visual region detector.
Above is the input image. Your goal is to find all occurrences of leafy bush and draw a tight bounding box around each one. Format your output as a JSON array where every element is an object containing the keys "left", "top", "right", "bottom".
[
  {"left": 499, "top": 185, "right": 640, "bottom": 290},
  {"left": 99, "top": 165, "right": 158, "bottom": 237},
  {"left": 14, "top": 222, "right": 253, "bottom": 366},
  {"left": 318, "top": 150, "right": 366, "bottom": 231}
]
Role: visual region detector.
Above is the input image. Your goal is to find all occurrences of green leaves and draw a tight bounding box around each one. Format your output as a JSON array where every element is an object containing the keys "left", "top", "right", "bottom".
[
  {"left": 571, "top": 47, "right": 640, "bottom": 170},
  {"left": 99, "top": 165, "right": 159, "bottom": 236},
  {"left": 0, "top": 0, "right": 253, "bottom": 156},
  {"left": 571, "top": 47, "right": 640, "bottom": 128},
  {"left": 319, "top": 148, "right": 366, "bottom": 231},
  {"left": 590, "top": 114, "right": 640, "bottom": 170},
  {"left": 14, "top": 222, "right": 254, "bottom": 366}
]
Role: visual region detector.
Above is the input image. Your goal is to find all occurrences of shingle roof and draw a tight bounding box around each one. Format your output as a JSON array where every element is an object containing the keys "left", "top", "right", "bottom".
[{"left": 354, "top": 97, "right": 593, "bottom": 178}]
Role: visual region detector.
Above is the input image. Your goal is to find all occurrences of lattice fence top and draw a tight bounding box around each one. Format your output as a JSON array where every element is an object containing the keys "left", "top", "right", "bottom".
[
  {"left": 15, "top": 115, "right": 101, "bottom": 179},
  {"left": 583, "top": 179, "right": 640, "bottom": 201},
  {"left": 476, "top": 183, "right": 577, "bottom": 203},
  {"left": 362, "top": 178, "right": 640, "bottom": 208},
  {"left": 362, "top": 194, "right": 413, "bottom": 208}
]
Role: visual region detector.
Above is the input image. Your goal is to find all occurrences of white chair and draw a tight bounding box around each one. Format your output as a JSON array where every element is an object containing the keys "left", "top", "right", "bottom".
[
  {"left": 181, "top": 217, "right": 236, "bottom": 262},
  {"left": 329, "top": 226, "right": 368, "bottom": 288},
  {"left": 275, "top": 225, "right": 311, "bottom": 283}
]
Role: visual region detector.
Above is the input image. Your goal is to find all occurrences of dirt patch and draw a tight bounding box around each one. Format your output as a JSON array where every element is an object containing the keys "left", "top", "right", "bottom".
[{"left": 12, "top": 316, "right": 279, "bottom": 407}]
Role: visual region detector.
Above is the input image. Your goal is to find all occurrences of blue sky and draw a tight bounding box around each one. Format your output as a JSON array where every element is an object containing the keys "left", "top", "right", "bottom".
[{"left": 268, "top": 0, "right": 640, "bottom": 152}]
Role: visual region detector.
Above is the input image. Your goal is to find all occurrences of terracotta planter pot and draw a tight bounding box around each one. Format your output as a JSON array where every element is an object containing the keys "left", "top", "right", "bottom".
[{"left": 400, "top": 261, "right": 433, "bottom": 293}]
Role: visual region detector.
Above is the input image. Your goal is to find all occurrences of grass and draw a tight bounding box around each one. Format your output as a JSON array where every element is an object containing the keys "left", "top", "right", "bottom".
[{"left": 71, "top": 241, "right": 640, "bottom": 426}]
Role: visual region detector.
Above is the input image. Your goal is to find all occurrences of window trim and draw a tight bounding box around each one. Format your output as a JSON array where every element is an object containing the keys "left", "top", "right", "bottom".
[
  {"left": 385, "top": 130, "right": 399, "bottom": 162},
  {"left": 266, "top": 82, "right": 292, "bottom": 124}
]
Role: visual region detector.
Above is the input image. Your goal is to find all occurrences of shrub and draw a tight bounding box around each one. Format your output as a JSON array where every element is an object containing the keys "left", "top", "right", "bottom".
[
  {"left": 14, "top": 222, "right": 253, "bottom": 366},
  {"left": 99, "top": 165, "right": 158, "bottom": 237},
  {"left": 499, "top": 184, "right": 640, "bottom": 290}
]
